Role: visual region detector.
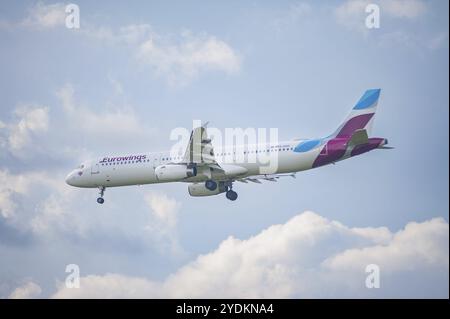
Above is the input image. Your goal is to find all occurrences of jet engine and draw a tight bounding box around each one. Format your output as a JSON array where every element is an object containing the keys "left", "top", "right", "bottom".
[
  {"left": 155, "top": 164, "right": 197, "bottom": 182},
  {"left": 188, "top": 182, "right": 227, "bottom": 197}
]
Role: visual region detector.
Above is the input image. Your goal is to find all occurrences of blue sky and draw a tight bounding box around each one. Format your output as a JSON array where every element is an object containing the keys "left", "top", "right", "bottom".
[{"left": 0, "top": 1, "right": 448, "bottom": 298}]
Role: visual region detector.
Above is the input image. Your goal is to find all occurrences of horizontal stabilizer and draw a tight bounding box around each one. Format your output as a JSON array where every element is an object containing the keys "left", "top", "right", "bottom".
[{"left": 347, "top": 129, "right": 369, "bottom": 146}]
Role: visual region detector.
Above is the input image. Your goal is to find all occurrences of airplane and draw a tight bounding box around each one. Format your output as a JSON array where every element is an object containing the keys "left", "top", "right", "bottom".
[{"left": 65, "top": 89, "right": 391, "bottom": 203}]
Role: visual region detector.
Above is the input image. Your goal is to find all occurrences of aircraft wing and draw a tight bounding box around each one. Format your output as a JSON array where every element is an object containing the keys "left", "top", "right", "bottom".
[
  {"left": 180, "top": 125, "right": 296, "bottom": 183},
  {"left": 182, "top": 123, "right": 218, "bottom": 166}
]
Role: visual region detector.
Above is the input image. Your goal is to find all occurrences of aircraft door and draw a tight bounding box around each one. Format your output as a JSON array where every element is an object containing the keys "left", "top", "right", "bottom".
[
  {"left": 91, "top": 163, "right": 100, "bottom": 174},
  {"left": 152, "top": 154, "right": 160, "bottom": 168}
]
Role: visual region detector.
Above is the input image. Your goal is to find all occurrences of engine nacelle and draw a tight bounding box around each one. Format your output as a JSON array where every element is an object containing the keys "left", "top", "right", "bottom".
[
  {"left": 188, "top": 182, "right": 226, "bottom": 197},
  {"left": 155, "top": 164, "right": 197, "bottom": 182}
]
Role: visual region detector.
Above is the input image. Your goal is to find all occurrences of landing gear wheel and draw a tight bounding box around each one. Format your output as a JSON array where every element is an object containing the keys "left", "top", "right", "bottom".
[
  {"left": 97, "top": 186, "right": 106, "bottom": 204},
  {"left": 226, "top": 190, "right": 238, "bottom": 201},
  {"left": 205, "top": 179, "right": 218, "bottom": 191}
]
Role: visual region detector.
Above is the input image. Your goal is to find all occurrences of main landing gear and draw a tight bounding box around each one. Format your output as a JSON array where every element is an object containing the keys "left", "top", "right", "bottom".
[
  {"left": 97, "top": 186, "right": 105, "bottom": 204},
  {"left": 205, "top": 180, "right": 238, "bottom": 201},
  {"left": 226, "top": 189, "right": 238, "bottom": 201},
  {"left": 223, "top": 181, "right": 238, "bottom": 201}
]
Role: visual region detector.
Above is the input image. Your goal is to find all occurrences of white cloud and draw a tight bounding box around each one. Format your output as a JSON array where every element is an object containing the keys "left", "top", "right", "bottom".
[
  {"left": 3, "top": 3, "right": 241, "bottom": 86},
  {"left": 53, "top": 274, "right": 160, "bottom": 299},
  {"left": 289, "top": 2, "right": 313, "bottom": 18},
  {"left": 56, "top": 84, "right": 154, "bottom": 141},
  {"left": 351, "top": 225, "right": 392, "bottom": 244},
  {"left": 143, "top": 191, "right": 183, "bottom": 255},
  {"left": 8, "top": 106, "right": 49, "bottom": 151},
  {"left": 335, "top": 0, "right": 427, "bottom": 32},
  {"left": 9, "top": 281, "right": 42, "bottom": 299},
  {"left": 83, "top": 24, "right": 241, "bottom": 85},
  {"left": 82, "top": 23, "right": 153, "bottom": 46},
  {"left": 0, "top": 166, "right": 92, "bottom": 240},
  {"left": 427, "top": 31, "right": 449, "bottom": 51},
  {"left": 0, "top": 169, "right": 33, "bottom": 219},
  {"left": 377, "top": 30, "right": 449, "bottom": 52},
  {"left": 137, "top": 32, "right": 241, "bottom": 86},
  {"left": 108, "top": 75, "right": 124, "bottom": 95},
  {"left": 0, "top": 170, "right": 38, "bottom": 219},
  {"left": 51, "top": 211, "right": 449, "bottom": 298},
  {"left": 30, "top": 188, "right": 79, "bottom": 236},
  {"left": 0, "top": 169, "right": 64, "bottom": 224},
  {"left": 0, "top": 83, "right": 160, "bottom": 166},
  {"left": 144, "top": 191, "right": 180, "bottom": 229},
  {"left": 0, "top": 105, "right": 49, "bottom": 157},
  {"left": 335, "top": 0, "right": 370, "bottom": 32},
  {"left": 0, "top": 85, "right": 165, "bottom": 248},
  {"left": 0, "top": 188, "right": 17, "bottom": 219},
  {"left": 324, "top": 218, "right": 449, "bottom": 272},
  {"left": 21, "top": 2, "right": 67, "bottom": 29},
  {"left": 382, "top": 0, "right": 426, "bottom": 18},
  {"left": 271, "top": 2, "right": 313, "bottom": 32},
  {"left": 0, "top": 166, "right": 186, "bottom": 259}
]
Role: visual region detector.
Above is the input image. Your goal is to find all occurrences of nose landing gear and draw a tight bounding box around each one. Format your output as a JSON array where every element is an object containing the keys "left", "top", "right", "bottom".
[{"left": 97, "top": 186, "right": 105, "bottom": 204}]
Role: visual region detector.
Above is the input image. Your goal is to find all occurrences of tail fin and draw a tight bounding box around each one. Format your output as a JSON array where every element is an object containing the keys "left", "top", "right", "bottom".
[{"left": 332, "top": 89, "right": 381, "bottom": 138}]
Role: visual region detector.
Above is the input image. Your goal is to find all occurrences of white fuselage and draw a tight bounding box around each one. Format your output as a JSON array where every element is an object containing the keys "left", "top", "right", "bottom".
[{"left": 65, "top": 140, "right": 322, "bottom": 188}]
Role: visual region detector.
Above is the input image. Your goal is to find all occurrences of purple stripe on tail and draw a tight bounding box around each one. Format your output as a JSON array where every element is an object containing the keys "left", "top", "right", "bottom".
[
  {"left": 336, "top": 113, "right": 374, "bottom": 137},
  {"left": 312, "top": 138, "right": 348, "bottom": 168}
]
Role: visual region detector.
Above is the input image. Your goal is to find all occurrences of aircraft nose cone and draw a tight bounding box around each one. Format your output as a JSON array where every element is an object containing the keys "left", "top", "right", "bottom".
[{"left": 65, "top": 172, "right": 75, "bottom": 186}]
